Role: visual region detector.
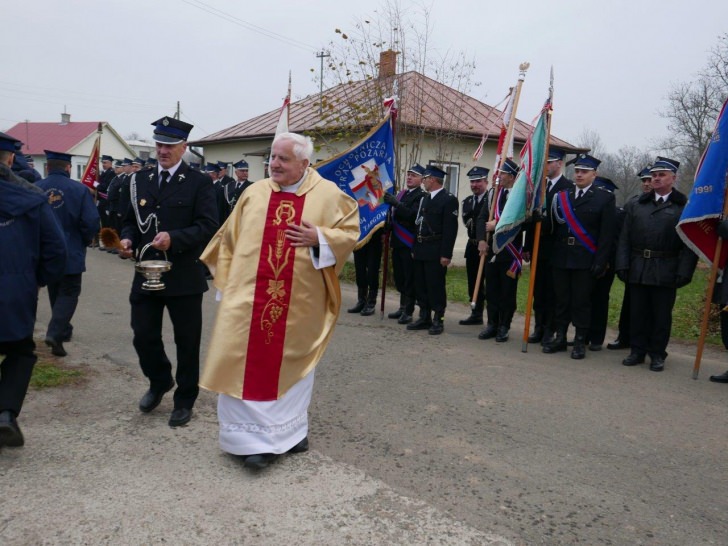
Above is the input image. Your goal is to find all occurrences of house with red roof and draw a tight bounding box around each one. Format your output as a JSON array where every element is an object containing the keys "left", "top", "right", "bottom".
[{"left": 5, "top": 113, "right": 135, "bottom": 178}]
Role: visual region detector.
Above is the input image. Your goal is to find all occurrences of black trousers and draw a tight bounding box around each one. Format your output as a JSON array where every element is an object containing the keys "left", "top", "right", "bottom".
[
  {"left": 98, "top": 202, "right": 111, "bottom": 229},
  {"left": 484, "top": 259, "right": 518, "bottom": 327},
  {"left": 616, "top": 283, "right": 632, "bottom": 343},
  {"left": 465, "top": 252, "right": 485, "bottom": 316},
  {"left": 46, "top": 273, "right": 82, "bottom": 343},
  {"left": 352, "top": 236, "right": 383, "bottom": 303},
  {"left": 629, "top": 284, "right": 676, "bottom": 358},
  {"left": 130, "top": 292, "right": 203, "bottom": 409},
  {"left": 588, "top": 269, "right": 615, "bottom": 345},
  {"left": 413, "top": 258, "right": 448, "bottom": 315},
  {"left": 0, "top": 338, "right": 37, "bottom": 416},
  {"left": 392, "top": 246, "right": 416, "bottom": 313},
  {"left": 532, "top": 257, "right": 557, "bottom": 331},
  {"left": 552, "top": 267, "right": 595, "bottom": 332}
]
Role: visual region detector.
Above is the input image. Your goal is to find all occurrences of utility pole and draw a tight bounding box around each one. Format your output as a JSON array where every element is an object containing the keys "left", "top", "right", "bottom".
[
  {"left": 175, "top": 101, "right": 181, "bottom": 120},
  {"left": 316, "top": 50, "right": 330, "bottom": 116}
]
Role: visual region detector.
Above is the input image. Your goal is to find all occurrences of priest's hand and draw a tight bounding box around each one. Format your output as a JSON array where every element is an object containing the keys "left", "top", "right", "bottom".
[
  {"left": 151, "top": 231, "right": 171, "bottom": 251},
  {"left": 286, "top": 220, "right": 318, "bottom": 247}
]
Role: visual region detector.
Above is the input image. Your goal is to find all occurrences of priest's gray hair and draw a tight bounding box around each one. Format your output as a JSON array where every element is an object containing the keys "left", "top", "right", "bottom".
[{"left": 273, "top": 132, "right": 313, "bottom": 161}]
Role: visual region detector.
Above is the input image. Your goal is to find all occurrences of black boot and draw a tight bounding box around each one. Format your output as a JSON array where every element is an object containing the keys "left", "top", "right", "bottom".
[
  {"left": 360, "top": 300, "right": 376, "bottom": 316},
  {"left": 347, "top": 300, "right": 365, "bottom": 313},
  {"left": 388, "top": 307, "right": 404, "bottom": 319},
  {"left": 478, "top": 324, "right": 498, "bottom": 340},
  {"left": 459, "top": 311, "right": 483, "bottom": 325},
  {"left": 543, "top": 330, "right": 567, "bottom": 353},
  {"left": 571, "top": 331, "right": 586, "bottom": 359},
  {"left": 429, "top": 313, "right": 444, "bottom": 335},
  {"left": 407, "top": 310, "right": 432, "bottom": 331},
  {"left": 495, "top": 325, "right": 510, "bottom": 342}
]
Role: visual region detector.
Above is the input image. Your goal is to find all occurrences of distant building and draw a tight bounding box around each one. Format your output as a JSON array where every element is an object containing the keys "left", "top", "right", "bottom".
[
  {"left": 5, "top": 113, "right": 136, "bottom": 178},
  {"left": 126, "top": 139, "right": 157, "bottom": 161}
]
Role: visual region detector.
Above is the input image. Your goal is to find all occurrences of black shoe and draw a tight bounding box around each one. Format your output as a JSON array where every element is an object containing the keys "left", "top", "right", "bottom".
[
  {"left": 428, "top": 319, "right": 444, "bottom": 335},
  {"left": 44, "top": 337, "right": 67, "bottom": 357},
  {"left": 169, "top": 408, "right": 192, "bottom": 427},
  {"left": 407, "top": 317, "right": 432, "bottom": 331},
  {"left": 540, "top": 329, "right": 554, "bottom": 346},
  {"left": 607, "top": 338, "right": 630, "bottom": 350},
  {"left": 571, "top": 343, "right": 586, "bottom": 360},
  {"left": 495, "top": 326, "right": 509, "bottom": 342},
  {"left": 347, "top": 300, "right": 365, "bottom": 313},
  {"left": 61, "top": 331, "right": 73, "bottom": 343},
  {"left": 543, "top": 334, "right": 567, "bottom": 354},
  {"left": 397, "top": 313, "right": 413, "bottom": 325},
  {"left": 709, "top": 370, "right": 728, "bottom": 383},
  {"left": 0, "top": 410, "right": 24, "bottom": 447},
  {"left": 589, "top": 343, "right": 603, "bottom": 351},
  {"left": 388, "top": 309, "right": 403, "bottom": 319},
  {"left": 288, "top": 436, "right": 309, "bottom": 454},
  {"left": 622, "top": 352, "right": 646, "bottom": 366},
  {"left": 139, "top": 380, "right": 175, "bottom": 413},
  {"left": 459, "top": 313, "right": 483, "bottom": 326},
  {"left": 244, "top": 453, "right": 278, "bottom": 470},
  {"left": 360, "top": 303, "right": 376, "bottom": 316},
  {"left": 477, "top": 324, "right": 497, "bottom": 340},
  {"left": 527, "top": 327, "right": 543, "bottom": 344},
  {"left": 649, "top": 356, "right": 665, "bottom": 372}
]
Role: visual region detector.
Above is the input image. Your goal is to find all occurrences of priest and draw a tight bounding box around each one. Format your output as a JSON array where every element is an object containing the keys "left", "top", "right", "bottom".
[{"left": 200, "top": 132, "right": 359, "bottom": 470}]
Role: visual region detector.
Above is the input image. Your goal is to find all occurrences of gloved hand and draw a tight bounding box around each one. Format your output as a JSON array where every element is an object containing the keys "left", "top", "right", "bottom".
[
  {"left": 590, "top": 263, "right": 607, "bottom": 278},
  {"left": 531, "top": 208, "right": 543, "bottom": 221},
  {"left": 675, "top": 275, "right": 691, "bottom": 288},
  {"left": 383, "top": 192, "right": 399, "bottom": 206},
  {"left": 616, "top": 270, "right": 628, "bottom": 283}
]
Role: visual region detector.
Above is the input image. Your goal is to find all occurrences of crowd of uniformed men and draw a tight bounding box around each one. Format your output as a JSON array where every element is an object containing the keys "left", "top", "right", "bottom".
[
  {"left": 355, "top": 149, "right": 728, "bottom": 379},
  {"left": 2, "top": 120, "right": 728, "bottom": 450}
]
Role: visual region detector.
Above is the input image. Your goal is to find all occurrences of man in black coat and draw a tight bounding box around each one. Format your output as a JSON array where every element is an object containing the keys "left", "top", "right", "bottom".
[
  {"left": 120, "top": 116, "right": 218, "bottom": 427},
  {"left": 527, "top": 149, "right": 573, "bottom": 345},
  {"left": 616, "top": 157, "right": 698, "bottom": 372},
  {"left": 458, "top": 166, "right": 489, "bottom": 326},
  {"left": 543, "top": 154, "right": 616, "bottom": 359},
  {"left": 607, "top": 167, "right": 653, "bottom": 350},
  {"left": 383, "top": 163, "right": 426, "bottom": 324},
  {"left": 476, "top": 159, "right": 523, "bottom": 342},
  {"left": 407, "top": 165, "right": 459, "bottom": 335},
  {"left": 96, "top": 155, "right": 115, "bottom": 233}
]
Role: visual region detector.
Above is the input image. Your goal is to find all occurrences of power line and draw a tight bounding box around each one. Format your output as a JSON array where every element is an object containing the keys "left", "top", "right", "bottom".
[{"left": 180, "top": 0, "right": 319, "bottom": 53}]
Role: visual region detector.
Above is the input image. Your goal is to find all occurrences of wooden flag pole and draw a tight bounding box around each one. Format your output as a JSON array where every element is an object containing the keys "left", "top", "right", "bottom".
[
  {"left": 522, "top": 70, "right": 554, "bottom": 352},
  {"left": 471, "top": 62, "right": 530, "bottom": 309},
  {"left": 692, "top": 173, "right": 728, "bottom": 378}
]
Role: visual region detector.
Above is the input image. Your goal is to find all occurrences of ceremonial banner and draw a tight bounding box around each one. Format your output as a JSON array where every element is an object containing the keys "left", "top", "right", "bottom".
[
  {"left": 493, "top": 99, "right": 549, "bottom": 253},
  {"left": 80, "top": 134, "right": 100, "bottom": 190},
  {"left": 677, "top": 97, "right": 728, "bottom": 267},
  {"left": 314, "top": 116, "right": 395, "bottom": 249}
]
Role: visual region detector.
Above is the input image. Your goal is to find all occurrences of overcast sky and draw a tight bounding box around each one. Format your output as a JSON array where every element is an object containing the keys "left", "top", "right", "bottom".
[{"left": 4, "top": 0, "right": 727, "bottom": 155}]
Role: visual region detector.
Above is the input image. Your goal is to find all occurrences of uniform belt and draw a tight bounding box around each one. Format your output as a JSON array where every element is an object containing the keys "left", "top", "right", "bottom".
[
  {"left": 417, "top": 234, "right": 442, "bottom": 242},
  {"left": 632, "top": 249, "right": 678, "bottom": 259}
]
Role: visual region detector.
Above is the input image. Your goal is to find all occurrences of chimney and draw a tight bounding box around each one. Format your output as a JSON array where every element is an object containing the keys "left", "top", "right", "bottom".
[
  {"left": 378, "top": 50, "right": 398, "bottom": 79},
  {"left": 60, "top": 112, "right": 71, "bottom": 125}
]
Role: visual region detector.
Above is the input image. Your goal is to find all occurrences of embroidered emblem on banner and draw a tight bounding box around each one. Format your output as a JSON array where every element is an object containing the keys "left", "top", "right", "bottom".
[{"left": 243, "top": 192, "right": 306, "bottom": 401}]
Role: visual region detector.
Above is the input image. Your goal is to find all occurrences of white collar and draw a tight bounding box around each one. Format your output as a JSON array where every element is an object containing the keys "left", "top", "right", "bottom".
[{"left": 158, "top": 160, "right": 183, "bottom": 179}]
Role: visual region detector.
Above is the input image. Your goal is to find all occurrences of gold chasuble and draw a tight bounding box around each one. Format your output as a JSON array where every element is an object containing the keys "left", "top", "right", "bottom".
[{"left": 200, "top": 168, "right": 359, "bottom": 401}]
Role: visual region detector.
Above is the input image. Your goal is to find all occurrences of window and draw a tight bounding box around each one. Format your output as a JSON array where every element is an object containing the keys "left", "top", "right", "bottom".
[
  {"left": 428, "top": 161, "right": 460, "bottom": 196},
  {"left": 77, "top": 164, "right": 83, "bottom": 178}
]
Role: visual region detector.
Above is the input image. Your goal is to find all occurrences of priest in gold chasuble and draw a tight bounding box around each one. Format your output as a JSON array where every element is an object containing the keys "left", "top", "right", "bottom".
[{"left": 200, "top": 133, "right": 359, "bottom": 468}]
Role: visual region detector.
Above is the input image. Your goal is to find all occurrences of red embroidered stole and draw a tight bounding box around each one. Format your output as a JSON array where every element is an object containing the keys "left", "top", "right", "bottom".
[{"left": 243, "top": 191, "right": 306, "bottom": 401}]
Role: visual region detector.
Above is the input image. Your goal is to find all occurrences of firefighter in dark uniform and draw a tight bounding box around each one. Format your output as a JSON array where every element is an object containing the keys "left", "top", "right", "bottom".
[
  {"left": 219, "top": 159, "right": 252, "bottom": 223},
  {"left": 543, "top": 154, "right": 616, "bottom": 359},
  {"left": 347, "top": 231, "right": 383, "bottom": 316},
  {"left": 587, "top": 176, "right": 619, "bottom": 350},
  {"left": 458, "top": 166, "right": 489, "bottom": 326},
  {"left": 383, "top": 163, "right": 426, "bottom": 324},
  {"left": 476, "top": 159, "right": 522, "bottom": 342},
  {"left": 96, "top": 155, "right": 115, "bottom": 230},
  {"left": 710, "top": 219, "right": 728, "bottom": 383},
  {"left": 616, "top": 157, "right": 697, "bottom": 372},
  {"left": 106, "top": 158, "right": 129, "bottom": 241},
  {"left": 608, "top": 167, "right": 653, "bottom": 350},
  {"left": 36, "top": 150, "right": 100, "bottom": 358},
  {"left": 119, "top": 116, "right": 218, "bottom": 427},
  {"left": 527, "top": 148, "right": 573, "bottom": 345},
  {"left": 407, "top": 165, "right": 459, "bottom": 335}
]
